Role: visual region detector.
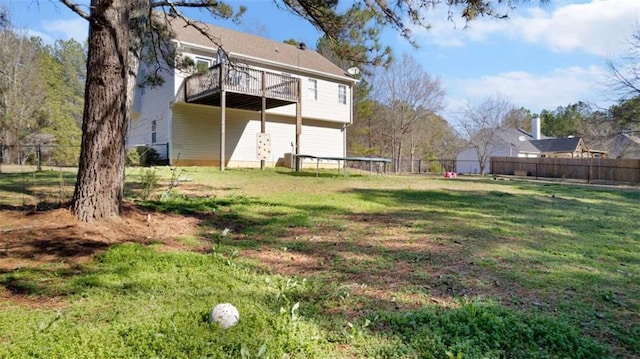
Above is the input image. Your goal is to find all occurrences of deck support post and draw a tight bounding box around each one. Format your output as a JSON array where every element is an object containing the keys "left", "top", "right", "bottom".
[
  {"left": 295, "top": 79, "right": 302, "bottom": 172},
  {"left": 220, "top": 63, "right": 226, "bottom": 171},
  {"left": 220, "top": 90, "right": 226, "bottom": 171},
  {"left": 261, "top": 72, "right": 266, "bottom": 170}
]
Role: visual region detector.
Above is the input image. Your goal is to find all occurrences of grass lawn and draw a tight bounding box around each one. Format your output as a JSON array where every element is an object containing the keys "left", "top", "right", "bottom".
[{"left": 1, "top": 166, "right": 638, "bottom": 358}]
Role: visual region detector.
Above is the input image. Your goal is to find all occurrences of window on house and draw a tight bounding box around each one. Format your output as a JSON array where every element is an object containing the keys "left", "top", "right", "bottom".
[
  {"left": 338, "top": 85, "right": 347, "bottom": 105},
  {"left": 151, "top": 120, "right": 157, "bottom": 144},
  {"left": 308, "top": 79, "right": 317, "bottom": 100},
  {"left": 195, "top": 56, "right": 212, "bottom": 73}
]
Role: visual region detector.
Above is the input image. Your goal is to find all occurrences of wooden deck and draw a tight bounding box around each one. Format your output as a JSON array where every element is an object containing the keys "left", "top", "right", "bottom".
[{"left": 184, "top": 63, "right": 299, "bottom": 111}]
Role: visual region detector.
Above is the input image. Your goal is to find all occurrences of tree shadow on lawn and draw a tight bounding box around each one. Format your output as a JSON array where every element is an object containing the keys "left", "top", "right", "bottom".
[
  {"left": 1, "top": 226, "right": 108, "bottom": 261},
  {"left": 0, "top": 201, "right": 200, "bottom": 296},
  {"left": 2, "top": 183, "right": 637, "bottom": 356},
  {"left": 194, "top": 186, "right": 638, "bottom": 356},
  {"left": 0, "top": 208, "right": 109, "bottom": 269},
  {"left": 216, "top": 186, "right": 638, "bottom": 292}
]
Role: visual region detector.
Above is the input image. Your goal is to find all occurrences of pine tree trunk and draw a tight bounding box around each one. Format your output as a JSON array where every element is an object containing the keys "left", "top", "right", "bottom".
[
  {"left": 125, "top": 0, "right": 150, "bottom": 144},
  {"left": 72, "top": 0, "right": 130, "bottom": 222}
]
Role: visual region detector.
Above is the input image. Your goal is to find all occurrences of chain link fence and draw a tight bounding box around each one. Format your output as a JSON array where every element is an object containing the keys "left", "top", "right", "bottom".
[
  {"left": 1, "top": 144, "right": 80, "bottom": 172},
  {"left": 0, "top": 143, "right": 170, "bottom": 208},
  {"left": 1, "top": 143, "right": 170, "bottom": 173},
  {"left": 350, "top": 159, "right": 463, "bottom": 175}
]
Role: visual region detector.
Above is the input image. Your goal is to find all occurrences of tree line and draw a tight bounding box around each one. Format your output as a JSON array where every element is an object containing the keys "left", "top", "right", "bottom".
[{"left": 0, "top": 16, "right": 85, "bottom": 166}]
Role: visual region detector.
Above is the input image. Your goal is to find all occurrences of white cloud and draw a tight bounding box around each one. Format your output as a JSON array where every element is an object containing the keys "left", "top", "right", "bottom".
[
  {"left": 516, "top": 0, "right": 639, "bottom": 55},
  {"left": 444, "top": 65, "right": 611, "bottom": 116},
  {"left": 27, "top": 29, "right": 56, "bottom": 44},
  {"left": 42, "top": 18, "right": 88, "bottom": 42},
  {"left": 414, "top": 0, "right": 640, "bottom": 55}
]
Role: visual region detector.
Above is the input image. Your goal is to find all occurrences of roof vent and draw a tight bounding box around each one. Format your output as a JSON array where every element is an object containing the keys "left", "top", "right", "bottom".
[{"left": 298, "top": 42, "right": 306, "bottom": 50}]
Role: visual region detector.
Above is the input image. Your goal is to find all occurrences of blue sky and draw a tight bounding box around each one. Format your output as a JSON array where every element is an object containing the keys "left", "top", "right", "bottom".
[{"left": 5, "top": 0, "right": 640, "bottom": 118}]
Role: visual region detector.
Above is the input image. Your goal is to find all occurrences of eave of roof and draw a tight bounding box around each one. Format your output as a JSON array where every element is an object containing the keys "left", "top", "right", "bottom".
[
  {"left": 494, "top": 128, "right": 540, "bottom": 153},
  {"left": 166, "top": 16, "right": 355, "bottom": 83}
]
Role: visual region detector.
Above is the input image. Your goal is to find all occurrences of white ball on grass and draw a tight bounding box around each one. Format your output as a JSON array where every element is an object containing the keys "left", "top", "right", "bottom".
[{"left": 210, "top": 303, "right": 239, "bottom": 329}]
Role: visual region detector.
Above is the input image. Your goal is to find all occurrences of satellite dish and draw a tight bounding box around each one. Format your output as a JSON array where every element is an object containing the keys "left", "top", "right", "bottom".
[
  {"left": 347, "top": 67, "right": 360, "bottom": 76},
  {"left": 518, "top": 135, "right": 526, "bottom": 142}
]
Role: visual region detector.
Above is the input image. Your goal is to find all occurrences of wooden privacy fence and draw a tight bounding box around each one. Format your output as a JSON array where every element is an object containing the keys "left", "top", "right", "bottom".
[{"left": 490, "top": 157, "right": 640, "bottom": 183}]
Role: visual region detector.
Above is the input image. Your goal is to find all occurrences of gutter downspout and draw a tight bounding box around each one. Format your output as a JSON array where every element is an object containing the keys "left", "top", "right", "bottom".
[
  {"left": 342, "top": 81, "right": 355, "bottom": 159},
  {"left": 168, "top": 101, "right": 174, "bottom": 165}
]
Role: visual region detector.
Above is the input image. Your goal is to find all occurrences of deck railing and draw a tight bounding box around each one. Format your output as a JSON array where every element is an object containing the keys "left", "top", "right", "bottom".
[
  {"left": 185, "top": 62, "right": 299, "bottom": 103},
  {"left": 185, "top": 65, "right": 221, "bottom": 99}
]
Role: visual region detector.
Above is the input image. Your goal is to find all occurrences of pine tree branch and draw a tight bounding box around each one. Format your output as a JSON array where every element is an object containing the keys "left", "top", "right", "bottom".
[{"left": 59, "top": 0, "right": 90, "bottom": 21}]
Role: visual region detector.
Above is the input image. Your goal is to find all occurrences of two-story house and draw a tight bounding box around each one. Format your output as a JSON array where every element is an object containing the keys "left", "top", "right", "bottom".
[{"left": 129, "top": 15, "right": 356, "bottom": 169}]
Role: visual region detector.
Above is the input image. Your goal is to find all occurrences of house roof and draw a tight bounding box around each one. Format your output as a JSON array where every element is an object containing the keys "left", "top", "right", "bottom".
[
  {"left": 531, "top": 137, "right": 583, "bottom": 153},
  {"left": 494, "top": 128, "right": 540, "bottom": 153},
  {"left": 165, "top": 15, "right": 353, "bottom": 81}
]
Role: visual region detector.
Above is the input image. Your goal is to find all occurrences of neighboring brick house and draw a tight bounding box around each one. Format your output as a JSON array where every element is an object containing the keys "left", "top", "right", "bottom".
[{"left": 129, "top": 15, "right": 356, "bottom": 169}]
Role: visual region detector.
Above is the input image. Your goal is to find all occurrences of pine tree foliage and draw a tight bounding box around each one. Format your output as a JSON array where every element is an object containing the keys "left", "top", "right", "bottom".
[{"left": 37, "top": 41, "right": 84, "bottom": 165}]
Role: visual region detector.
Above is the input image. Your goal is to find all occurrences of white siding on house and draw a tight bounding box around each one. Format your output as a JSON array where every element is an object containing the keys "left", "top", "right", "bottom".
[
  {"left": 268, "top": 75, "right": 351, "bottom": 124},
  {"left": 298, "top": 120, "right": 345, "bottom": 168},
  {"left": 299, "top": 120, "right": 344, "bottom": 157},
  {"left": 456, "top": 147, "right": 483, "bottom": 174},
  {"left": 129, "top": 62, "right": 175, "bottom": 159},
  {"left": 171, "top": 103, "right": 218, "bottom": 163},
  {"left": 171, "top": 103, "right": 344, "bottom": 167},
  {"left": 456, "top": 146, "right": 506, "bottom": 174},
  {"left": 127, "top": 117, "right": 146, "bottom": 148},
  {"left": 456, "top": 144, "right": 534, "bottom": 174}
]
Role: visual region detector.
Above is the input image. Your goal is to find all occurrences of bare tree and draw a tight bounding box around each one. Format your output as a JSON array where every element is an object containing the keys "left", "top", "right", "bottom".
[
  {"left": 458, "top": 95, "right": 515, "bottom": 176},
  {"left": 608, "top": 23, "right": 640, "bottom": 99},
  {"left": 606, "top": 23, "right": 640, "bottom": 136},
  {"left": 372, "top": 53, "right": 445, "bottom": 172},
  {"left": 0, "top": 28, "right": 44, "bottom": 164}
]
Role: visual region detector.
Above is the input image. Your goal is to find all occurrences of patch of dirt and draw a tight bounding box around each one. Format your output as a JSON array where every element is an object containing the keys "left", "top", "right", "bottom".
[{"left": 0, "top": 202, "right": 201, "bottom": 307}]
